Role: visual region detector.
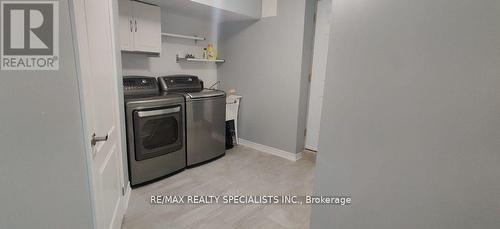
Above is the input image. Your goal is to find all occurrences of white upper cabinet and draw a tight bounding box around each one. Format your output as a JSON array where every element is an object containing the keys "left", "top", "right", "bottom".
[
  {"left": 119, "top": 0, "right": 134, "bottom": 51},
  {"left": 119, "top": 0, "right": 161, "bottom": 54},
  {"left": 132, "top": 1, "right": 161, "bottom": 53}
]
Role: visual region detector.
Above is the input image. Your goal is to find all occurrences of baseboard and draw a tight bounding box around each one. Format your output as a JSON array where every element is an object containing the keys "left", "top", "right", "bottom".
[{"left": 238, "top": 138, "right": 302, "bottom": 161}]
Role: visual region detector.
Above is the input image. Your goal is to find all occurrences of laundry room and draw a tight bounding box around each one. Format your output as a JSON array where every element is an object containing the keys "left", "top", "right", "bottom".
[
  {"left": 3, "top": 0, "right": 499, "bottom": 229},
  {"left": 117, "top": 0, "right": 319, "bottom": 228}
]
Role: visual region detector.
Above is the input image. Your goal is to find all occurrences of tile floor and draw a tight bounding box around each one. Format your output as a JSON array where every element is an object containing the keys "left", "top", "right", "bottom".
[{"left": 122, "top": 145, "right": 316, "bottom": 229}]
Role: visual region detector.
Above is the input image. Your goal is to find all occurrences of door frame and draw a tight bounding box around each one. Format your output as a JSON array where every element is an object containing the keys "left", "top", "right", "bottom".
[{"left": 69, "top": 0, "right": 130, "bottom": 228}]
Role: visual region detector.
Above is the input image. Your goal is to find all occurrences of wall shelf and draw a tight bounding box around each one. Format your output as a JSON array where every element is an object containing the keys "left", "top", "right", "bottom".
[
  {"left": 161, "top": 32, "right": 206, "bottom": 41},
  {"left": 176, "top": 55, "right": 225, "bottom": 63}
]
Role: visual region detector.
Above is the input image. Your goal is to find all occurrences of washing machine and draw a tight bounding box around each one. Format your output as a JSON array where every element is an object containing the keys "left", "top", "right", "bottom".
[{"left": 158, "top": 75, "right": 226, "bottom": 167}]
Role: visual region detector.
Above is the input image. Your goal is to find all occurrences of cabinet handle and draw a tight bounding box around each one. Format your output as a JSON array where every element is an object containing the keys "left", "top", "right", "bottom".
[
  {"left": 129, "top": 20, "right": 132, "bottom": 32},
  {"left": 135, "top": 20, "right": 137, "bottom": 32}
]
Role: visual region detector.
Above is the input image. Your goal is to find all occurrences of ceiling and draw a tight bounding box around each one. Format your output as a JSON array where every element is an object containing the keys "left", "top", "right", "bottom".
[{"left": 145, "top": 0, "right": 259, "bottom": 22}]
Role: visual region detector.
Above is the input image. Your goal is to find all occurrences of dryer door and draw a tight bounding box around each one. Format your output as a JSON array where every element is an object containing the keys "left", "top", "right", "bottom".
[{"left": 133, "top": 105, "right": 183, "bottom": 161}]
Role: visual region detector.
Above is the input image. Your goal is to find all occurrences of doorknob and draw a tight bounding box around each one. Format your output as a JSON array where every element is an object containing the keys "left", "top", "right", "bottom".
[{"left": 91, "top": 133, "right": 109, "bottom": 147}]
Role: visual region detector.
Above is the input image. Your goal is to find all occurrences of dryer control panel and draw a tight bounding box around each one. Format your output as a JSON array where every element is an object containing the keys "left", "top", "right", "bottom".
[{"left": 123, "top": 76, "right": 159, "bottom": 97}]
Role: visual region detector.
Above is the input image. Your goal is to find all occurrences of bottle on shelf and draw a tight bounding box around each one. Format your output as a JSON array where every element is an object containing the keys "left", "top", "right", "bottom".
[
  {"left": 207, "top": 43, "right": 216, "bottom": 60},
  {"left": 202, "top": 48, "right": 208, "bottom": 59}
]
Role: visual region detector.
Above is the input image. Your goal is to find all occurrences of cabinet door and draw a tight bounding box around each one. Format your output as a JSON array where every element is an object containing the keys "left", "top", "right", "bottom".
[
  {"left": 132, "top": 1, "right": 161, "bottom": 54},
  {"left": 118, "top": 0, "right": 134, "bottom": 51}
]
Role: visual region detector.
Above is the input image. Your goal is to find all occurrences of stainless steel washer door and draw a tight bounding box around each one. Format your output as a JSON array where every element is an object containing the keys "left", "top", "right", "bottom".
[{"left": 186, "top": 95, "right": 226, "bottom": 166}]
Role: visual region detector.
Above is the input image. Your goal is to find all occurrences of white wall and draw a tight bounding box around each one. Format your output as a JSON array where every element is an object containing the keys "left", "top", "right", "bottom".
[
  {"left": 122, "top": 9, "right": 219, "bottom": 86},
  {"left": 261, "top": 0, "right": 278, "bottom": 17},
  {"left": 311, "top": 0, "right": 500, "bottom": 228}
]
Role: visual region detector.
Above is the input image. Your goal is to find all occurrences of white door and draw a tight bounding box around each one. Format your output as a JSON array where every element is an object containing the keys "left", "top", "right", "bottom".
[
  {"left": 118, "top": 0, "right": 134, "bottom": 51},
  {"left": 72, "top": 0, "right": 126, "bottom": 229},
  {"left": 131, "top": 1, "right": 161, "bottom": 53},
  {"left": 305, "top": 0, "right": 332, "bottom": 151}
]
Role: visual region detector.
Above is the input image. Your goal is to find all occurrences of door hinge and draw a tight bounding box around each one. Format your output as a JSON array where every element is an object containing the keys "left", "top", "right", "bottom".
[
  {"left": 304, "top": 128, "right": 307, "bottom": 137},
  {"left": 122, "top": 187, "right": 125, "bottom": 196},
  {"left": 313, "top": 13, "right": 317, "bottom": 23},
  {"left": 308, "top": 73, "right": 312, "bottom": 82}
]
